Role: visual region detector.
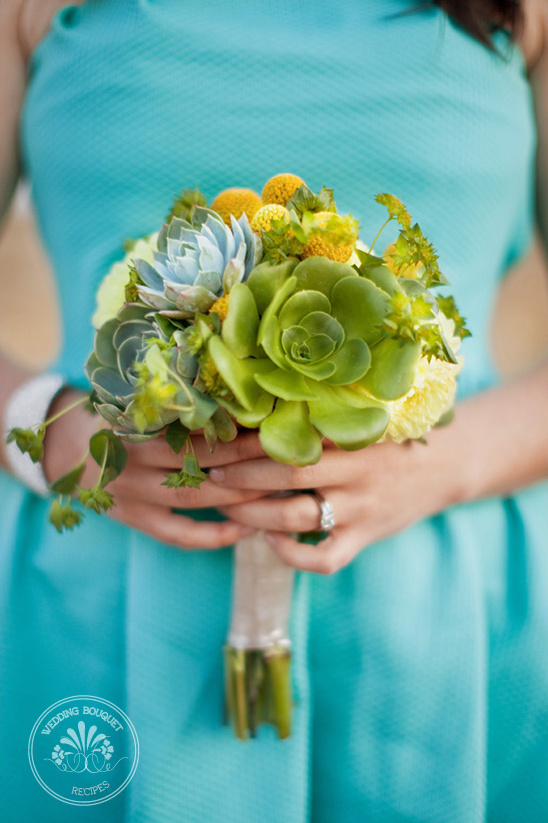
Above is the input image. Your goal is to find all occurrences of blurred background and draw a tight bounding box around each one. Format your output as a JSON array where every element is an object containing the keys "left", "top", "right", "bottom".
[{"left": 1, "top": 183, "right": 547, "bottom": 377}]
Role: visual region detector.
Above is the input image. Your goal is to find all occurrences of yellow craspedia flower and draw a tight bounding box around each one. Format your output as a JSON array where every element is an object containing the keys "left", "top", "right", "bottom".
[
  {"left": 301, "top": 211, "right": 355, "bottom": 263},
  {"left": 209, "top": 294, "right": 230, "bottom": 322},
  {"left": 301, "top": 235, "right": 354, "bottom": 263},
  {"left": 92, "top": 234, "right": 157, "bottom": 329},
  {"left": 250, "top": 204, "right": 290, "bottom": 234},
  {"left": 210, "top": 188, "right": 262, "bottom": 225},
  {"left": 384, "top": 319, "right": 464, "bottom": 443},
  {"left": 262, "top": 173, "right": 305, "bottom": 206}
]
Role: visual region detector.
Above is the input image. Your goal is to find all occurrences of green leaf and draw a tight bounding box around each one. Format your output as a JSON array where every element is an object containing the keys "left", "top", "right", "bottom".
[
  {"left": 49, "top": 498, "right": 82, "bottom": 532},
  {"left": 286, "top": 184, "right": 336, "bottom": 215},
  {"left": 89, "top": 429, "right": 128, "bottom": 485},
  {"left": 94, "top": 318, "right": 120, "bottom": 369},
  {"left": 78, "top": 486, "right": 114, "bottom": 514},
  {"left": 165, "top": 419, "right": 190, "bottom": 453},
  {"left": 361, "top": 265, "right": 403, "bottom": 297},
  {"left": 162, "top": 453, "right": 207, "bottom": 489},
  {"left": 176, "top": 386, "right": 217, "bottom": 430},
  {"left": 246, "top": 258, "right": 299, "bottom": 314},
  {"left": 278, "top": 290, "right": 331, "bottom": 330},
  {"left": 221, "top": 283, "right": 260, "bottom": 358},
  {"left": 207, "top": 336, "right": 275, "bottom": 411},
  {"left": 307, "top": 385, "right": 389, "bottom": 449},
  {"left": 216, "top": 393, "right": 274, "bottom": 428},
  {"left": 354, "top": 248, "right": 386, "bottom": 269},
  {"left": 292, "top": 257, "right": 356, "bottom": 300},
  {"left": 325, "top": 338, "right": 371, "bottom": 386},
  {"left": 358, "top": 338, "right": 421, "bottom": 400},
  {"left": 254, "top": 368, "right": 318, "bottom": 401},
  {"left": 330, "top": 276, "right": 390, "bottom": 344},
  {"left": 259, "top": 400, "right": 323, "bottom": 466},
  {"left": 6, "top": 427, "right": 45, "bottom": 463},
  {"left": 375, "top": 193, "right": 411, "bottom": 229},
  {"left": 50, "top": 462, "right": 86, "bottom": 494}
]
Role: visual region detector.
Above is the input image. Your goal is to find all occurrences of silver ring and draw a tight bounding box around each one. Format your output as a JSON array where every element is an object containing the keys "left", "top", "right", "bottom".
[{"left": 310, "top": 490, "right": 336, "bottom": 532}]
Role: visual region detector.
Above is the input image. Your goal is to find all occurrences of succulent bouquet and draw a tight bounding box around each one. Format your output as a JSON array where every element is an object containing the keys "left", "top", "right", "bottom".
[{"left": 8, "top": 174, "right": 468, "bottom": 740}]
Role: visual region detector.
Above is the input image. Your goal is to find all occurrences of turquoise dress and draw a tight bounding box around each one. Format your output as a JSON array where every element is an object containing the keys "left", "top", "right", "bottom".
[{"left": 1, "top": 1, "right": 547, "bottom": 820}]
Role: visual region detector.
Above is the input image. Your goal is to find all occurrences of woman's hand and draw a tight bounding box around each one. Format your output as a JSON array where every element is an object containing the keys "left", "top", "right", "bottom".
[
  {"left": 212, "top": 436, "right": 460, "bottom": 574},
  {"left": 43, "top": 389, "right": 271, "bottom": 549}
]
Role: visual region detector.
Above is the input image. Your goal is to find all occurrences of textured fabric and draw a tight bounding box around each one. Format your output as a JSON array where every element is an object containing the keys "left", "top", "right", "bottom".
[{"left": 1, "top": 1, "right": 547, "bottom": 820}]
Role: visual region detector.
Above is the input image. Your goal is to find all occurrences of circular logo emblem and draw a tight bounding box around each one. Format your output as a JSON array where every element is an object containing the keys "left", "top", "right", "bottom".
[{"left": 28, "top": 695, "right": 139, "bottom": 806}]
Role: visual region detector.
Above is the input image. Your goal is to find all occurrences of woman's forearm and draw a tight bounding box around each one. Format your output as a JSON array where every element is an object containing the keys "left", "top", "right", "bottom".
[{"left": 432, "top": 361, "right": 548, "bottom": 506}]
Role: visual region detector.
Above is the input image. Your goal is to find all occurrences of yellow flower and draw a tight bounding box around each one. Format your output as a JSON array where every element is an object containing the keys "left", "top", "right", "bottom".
[
  {"left": 384, "top": 242, "right": 425, "bottom": 280},
  {"left": 262, "top": 173, "right": 305, "bottom": 206},
  {"left": 301, "top": 211, "right": 357, "bottom": 263},
  {"left": 92, "top": 234, "right": 157, "bottom": 328},
  {"left": 209, "top": 294, "right": 230, "bottom": 322},
  {"left": 301, "top": 235, "right": 354, "bottom": 263},
  {"left": 383, "top": 318, "right": 464, "bottom": 442},
  {"left": 210, "top": 188, "right": 262, "bottom": 225},
  {"left": 250, "top": 204, "right": 290, "bottom": 234}
]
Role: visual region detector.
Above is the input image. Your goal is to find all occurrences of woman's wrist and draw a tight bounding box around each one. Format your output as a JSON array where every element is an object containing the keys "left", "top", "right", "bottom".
[
  {"left": 3, "top": 373, "right": 66, "bottom": 495},
  {"left": 42, "top": 387, "right": 100, "bottom": 488}
]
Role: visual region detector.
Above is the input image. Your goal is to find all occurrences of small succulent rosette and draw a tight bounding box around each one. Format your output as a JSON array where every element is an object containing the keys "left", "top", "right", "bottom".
[{"left": 8, "top": 175, "right": 469, "bottom": 742}]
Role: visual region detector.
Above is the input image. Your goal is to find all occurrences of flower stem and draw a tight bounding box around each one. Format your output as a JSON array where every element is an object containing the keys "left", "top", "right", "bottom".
[
  {"left": 264, "top": 646, "right": 292, "bottom": 739},
  {"left": 42, "top": 394, "right": 89, "bottom": 429},
  {"left": 369, "top": 216, "right": 393, "bottom": 254}
]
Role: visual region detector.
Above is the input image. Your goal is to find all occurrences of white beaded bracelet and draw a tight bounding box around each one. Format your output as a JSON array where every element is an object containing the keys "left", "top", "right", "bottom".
[{"left": 3, "top": 374, "right": 66, "bottom": 497}]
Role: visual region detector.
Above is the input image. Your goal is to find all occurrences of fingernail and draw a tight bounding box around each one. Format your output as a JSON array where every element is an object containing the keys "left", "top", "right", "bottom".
[
  {"left": 209, "top": 468, "right": 224, "bottom": 483},
  {"left": 265, "top": 532, "right": 279, "bottom": 548}
]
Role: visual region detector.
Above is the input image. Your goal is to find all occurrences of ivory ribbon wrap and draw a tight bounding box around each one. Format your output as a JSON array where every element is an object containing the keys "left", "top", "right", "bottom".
[{"left": 228, "top": 530, "right": 295, "bottom": 650}]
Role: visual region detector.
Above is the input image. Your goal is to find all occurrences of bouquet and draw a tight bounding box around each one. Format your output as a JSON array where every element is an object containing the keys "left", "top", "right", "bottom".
[{"left": 8, "top": 174, "right": 469, "bottom": 740}]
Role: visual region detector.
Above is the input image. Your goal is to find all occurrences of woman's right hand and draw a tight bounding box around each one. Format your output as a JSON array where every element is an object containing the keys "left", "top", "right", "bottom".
[{"left": 43, "top": 389, "right": 271, "bottom": 549}]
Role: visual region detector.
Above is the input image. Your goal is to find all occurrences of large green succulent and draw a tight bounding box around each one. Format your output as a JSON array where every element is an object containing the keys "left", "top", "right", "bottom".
[
  {"left": 199, "top": 256, "right": 427, "bottom": 465},
  {"left": 85, "top": 304, "right": 217, "bottom": 438}
]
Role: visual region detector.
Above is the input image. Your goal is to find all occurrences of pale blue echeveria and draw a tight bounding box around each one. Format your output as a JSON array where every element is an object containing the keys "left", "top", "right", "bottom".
[{"left": 133, "top": 207, "right": 262, "bottom": 319}]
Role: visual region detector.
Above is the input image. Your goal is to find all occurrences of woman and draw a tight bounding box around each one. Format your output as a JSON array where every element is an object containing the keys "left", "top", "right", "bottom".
[{"left": 1, "top": 0, "right": 547, "bottom": 820}]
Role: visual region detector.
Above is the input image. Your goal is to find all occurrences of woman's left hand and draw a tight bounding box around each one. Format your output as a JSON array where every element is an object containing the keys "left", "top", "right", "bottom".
[{"left": 211, "top": 434, "right": 462, "bottom": 574}]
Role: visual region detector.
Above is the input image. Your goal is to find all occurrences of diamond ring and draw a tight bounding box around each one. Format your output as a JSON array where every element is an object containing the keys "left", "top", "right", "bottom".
[{"left": 310, "top": 490, "right": 336, "bottom": 532}]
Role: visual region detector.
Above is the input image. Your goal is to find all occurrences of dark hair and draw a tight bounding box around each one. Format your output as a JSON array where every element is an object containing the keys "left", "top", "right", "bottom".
[{"left": 432, "top": 0, "right": 522, "bottom": 48}]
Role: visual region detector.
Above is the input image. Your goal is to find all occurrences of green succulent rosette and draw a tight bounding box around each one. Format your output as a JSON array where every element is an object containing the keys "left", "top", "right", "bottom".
[{"left": 197, "top": 255, "right": 434, "bottom": 466}]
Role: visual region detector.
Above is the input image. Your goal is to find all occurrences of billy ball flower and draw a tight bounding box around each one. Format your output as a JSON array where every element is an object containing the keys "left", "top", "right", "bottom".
[
  {"left": 301, "top": 211, "right": 359, "bottom": 263},
  {"left": 250, "top": 204, "right": 291, "bottom": 234},
  {"left": 210, "top": 188, "right": 262, "bottom": 225},
  {"left": 262, "top": 173, "right": 305, "bottom": 206}
]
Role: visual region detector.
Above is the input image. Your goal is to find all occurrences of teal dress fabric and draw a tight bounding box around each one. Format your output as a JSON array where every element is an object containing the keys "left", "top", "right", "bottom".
[{"left": 1, "top": 1, "right": 547, "bottom": 820}]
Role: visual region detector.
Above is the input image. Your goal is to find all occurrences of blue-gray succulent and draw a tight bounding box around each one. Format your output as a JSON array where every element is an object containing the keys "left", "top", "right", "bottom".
[{"left": 133, "top": 207, "right": 262, "bottom": 319}]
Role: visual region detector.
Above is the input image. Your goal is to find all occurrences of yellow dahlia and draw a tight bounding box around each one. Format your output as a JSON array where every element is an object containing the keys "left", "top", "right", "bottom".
[
  {"left": 383, "top": 318, "right": 464, "bottom": 442},
  {"left": 250, "top": 204, "right": 290, "bottom": 234},
  {"left": 92, "top": 234, "right": 157, "bottom": 329},
  {"left": 262, "top": 173, "right": 305, "bottom": 206},
  {"left": 210, "top": 188, "right": 262, "bottom": 225}
]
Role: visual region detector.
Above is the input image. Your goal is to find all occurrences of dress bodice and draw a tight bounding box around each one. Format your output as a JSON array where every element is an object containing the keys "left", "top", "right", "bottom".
[{"left": 22, "top": 0, "right": 535, "bottom": 396}]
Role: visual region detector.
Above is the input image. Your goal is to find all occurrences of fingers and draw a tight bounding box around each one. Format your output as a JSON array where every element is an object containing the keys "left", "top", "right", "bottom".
[
  {"left": 265, "top": 527, "right": 363, "bottom": 575},
  {"left": 108, "top": 500, "right": 254, "bottom": 549},
  {"left": 128, "top": 431, "right": 265, "bottom": 470},
  {"left": 219, "top": 490, "right": 340, "bottom": 533},
  {"left": 209, "top": 448, "right": 361, "bottom": 491},
  {"left": 112, "top": 466, "right": 271, "bottom": 510}
]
